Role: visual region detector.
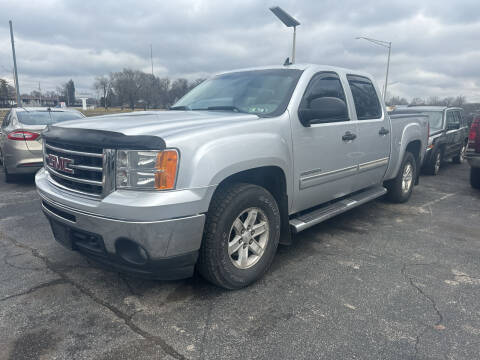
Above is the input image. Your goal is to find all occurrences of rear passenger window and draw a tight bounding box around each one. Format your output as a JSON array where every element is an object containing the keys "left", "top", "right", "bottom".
[
  {"left": 347, "top": 75, "right": 382, "bottom": 120},
  {"left": 2, "top": 111, "right": 10, "bottom": 127}
]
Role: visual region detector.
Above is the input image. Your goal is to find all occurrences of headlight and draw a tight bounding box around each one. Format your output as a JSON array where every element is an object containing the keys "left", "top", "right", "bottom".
[
  {"left": 116, "top": 150, "right": 178, "bottom": 190},
  {"left": 427, "top": 137, "right": 434, "bottom": 150}
]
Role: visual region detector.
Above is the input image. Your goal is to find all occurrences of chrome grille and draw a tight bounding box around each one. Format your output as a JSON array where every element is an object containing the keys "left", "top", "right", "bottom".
[{"left": 44, "top": 140, "right": 114, "bottom": 197}]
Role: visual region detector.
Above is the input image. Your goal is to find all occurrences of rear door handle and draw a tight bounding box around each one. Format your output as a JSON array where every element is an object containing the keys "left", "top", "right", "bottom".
[
  {"left": 342, "top": 131, "right": 357, "bottom": 141},
  {"left": 379, "top": 127, "right": 390, "bottom": 136}
]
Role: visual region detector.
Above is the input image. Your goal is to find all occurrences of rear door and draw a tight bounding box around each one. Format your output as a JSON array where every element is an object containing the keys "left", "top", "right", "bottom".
[
  {"left": 445, "top": 110, "right": 460, "bottom": 156},
  {"left": 346, "top": 75, "right": 390, "bottom": 191},
  {"left": 291, "top": 71, "right": 358, "bottom": 212}
]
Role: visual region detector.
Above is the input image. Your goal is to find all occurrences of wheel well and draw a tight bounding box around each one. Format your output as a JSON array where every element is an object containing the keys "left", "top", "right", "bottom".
[
  {"left": 406, "top": 140, "right": 421, "bottom": 185},
  {"left": 406, "top": 140, "right": 421, "bottom": 165},
  {"left": 213, "top": 166, "right": 292, "bottom": 244}
]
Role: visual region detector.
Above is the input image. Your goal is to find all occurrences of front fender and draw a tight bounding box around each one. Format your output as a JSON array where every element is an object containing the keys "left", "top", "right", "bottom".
[{"left": 188, "top": 132, "right": 292, "bottom": 200}]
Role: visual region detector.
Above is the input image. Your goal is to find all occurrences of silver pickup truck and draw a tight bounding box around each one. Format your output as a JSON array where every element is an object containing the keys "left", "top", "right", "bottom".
[{"left": 36, "top": 64, "right": 428, "bottom": 289}]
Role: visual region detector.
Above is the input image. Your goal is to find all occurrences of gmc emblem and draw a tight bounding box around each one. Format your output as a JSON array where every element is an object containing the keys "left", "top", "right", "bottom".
[{"left": 47, "top": 154, "right": 74, "bottom": 174}]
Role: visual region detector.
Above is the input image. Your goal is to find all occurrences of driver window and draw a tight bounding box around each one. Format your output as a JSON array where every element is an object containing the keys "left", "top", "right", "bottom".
[
  {"left": 446, "top": 111, "right": 458, "bottom": 128},
  {"left": 301, "top": 72, "right": 346, "bottom": 107}
]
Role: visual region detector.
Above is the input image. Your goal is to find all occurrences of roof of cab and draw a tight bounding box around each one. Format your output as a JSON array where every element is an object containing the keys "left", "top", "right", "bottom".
[{"left": 216, "top": 63, "right": 375, "bottom": 80}]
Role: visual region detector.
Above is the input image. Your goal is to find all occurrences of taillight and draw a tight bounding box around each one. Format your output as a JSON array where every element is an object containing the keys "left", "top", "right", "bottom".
[
  {"left": 7, "top": 130, "right": 40, "bottom": 141},
  {"left": 469, "top": 118, "right": 480, "bottom": 152}
]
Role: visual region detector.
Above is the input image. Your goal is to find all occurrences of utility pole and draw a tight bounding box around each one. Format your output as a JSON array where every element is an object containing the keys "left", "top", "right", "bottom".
[
  {"left": 150, "top": 44, "right": 154, "bottom": 76},
  {"left": 9, "top": 20, "right": 21, "bottom": 106},
  {"left": 356, "top": 36, "right": 392, "bottom": 101}
]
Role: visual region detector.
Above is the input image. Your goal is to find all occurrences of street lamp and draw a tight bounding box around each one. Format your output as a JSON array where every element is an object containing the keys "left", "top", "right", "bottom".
[
  {"left": 270, "top": 6, "right": 300, "bottom": 64},
  {"left": 356, "top": 36, "right": 391, "bottom": 101}
]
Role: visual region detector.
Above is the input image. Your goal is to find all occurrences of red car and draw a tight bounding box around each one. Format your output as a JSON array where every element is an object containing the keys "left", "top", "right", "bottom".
[{"left": 467, "top": 116, "right": 480, "bottom": 188}]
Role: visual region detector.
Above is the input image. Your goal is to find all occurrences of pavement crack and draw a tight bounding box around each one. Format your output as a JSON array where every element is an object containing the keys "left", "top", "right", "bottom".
[
  {"left": 0, "top": 279, "right": 67, "bottom": 302},
  {"left": 401, "top": 263, "right": 444, "bottom": 359},
  {"left": 2, "top": 233, "right": 188, "bottom": 360},
  {"left": 3, "top": 256, "right": 44, "bottom": 271}
]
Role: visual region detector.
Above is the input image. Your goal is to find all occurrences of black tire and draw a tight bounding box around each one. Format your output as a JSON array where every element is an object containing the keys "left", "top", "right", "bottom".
[
  {"left": 453, "top": 143, "right": 467, "bottom": 164},
  {"left": 1, "top": 154, "right": 14, "bottom": 183},
  {"left": 198, "top": 183, "right": 281, "bottom": 289},
  {"left": 424, "top": 149, "right": 442, "bottom": 175},
  {"left": 471, "top": 167, "right": 480, "bottom": 189},
  {"left": 385, "top": 152, "right": 417, "bottom": 203}
]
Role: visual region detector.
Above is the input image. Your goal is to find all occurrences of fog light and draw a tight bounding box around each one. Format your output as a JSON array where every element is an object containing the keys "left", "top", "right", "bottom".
[{"left": 115, "top": 238, "right": 149, "bottom": 265}]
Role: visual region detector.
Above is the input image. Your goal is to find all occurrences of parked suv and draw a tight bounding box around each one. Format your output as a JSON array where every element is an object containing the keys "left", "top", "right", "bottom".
[
  {"left": 0, "top": 108, "right": 85, "bottom": 182},
  {"left": 390, "top": 106, "right": 470, "bottom": 175},
  {"left": 467, "top": 115, "right": 480, "bottom": 188},
  {"left": 36, "top": 64, "right": 428, "bottom": 289}
]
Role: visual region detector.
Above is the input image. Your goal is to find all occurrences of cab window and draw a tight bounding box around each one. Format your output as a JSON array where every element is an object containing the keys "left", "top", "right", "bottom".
[
  {"left": 446, "top": 111, "right": 460, "bottom": 130},
  {"left": 347, "top": 75, "right": 382, "bottom": 120},
  {"left": 298, "top": 72, "right": 349, "bottom": 124}
]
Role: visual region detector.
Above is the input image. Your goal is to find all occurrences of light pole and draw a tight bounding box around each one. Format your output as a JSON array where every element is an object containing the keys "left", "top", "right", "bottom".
[
  {"left": 356, "top": 36, "right": 391, "bottom": 101},
  {"left": 269, "top": 6, "right": 300, "bottom": 64},
  {"left": 9, "top": 20, "right": 21, "bottom": 106}
]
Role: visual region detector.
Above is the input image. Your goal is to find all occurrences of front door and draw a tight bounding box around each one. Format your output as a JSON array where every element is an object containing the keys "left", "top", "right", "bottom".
[
  {"left": 445, "top": 109, "right": 461, "bottom": 157},
  {"left": 291, "top": 71, "right": 358, "bottom": 213},
  {"left": 346, "top": 75, "right": 391, "bottom": 191}
]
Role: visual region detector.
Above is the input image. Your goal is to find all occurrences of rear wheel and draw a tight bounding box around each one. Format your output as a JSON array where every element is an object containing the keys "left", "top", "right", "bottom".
[
  {"left": 0, "top": 149, "right": 14, "bottom": 183},
  {"left": 453, "top": 143, "right": 467, "bottom": 164},
  {"left": 386, "top": 152, "right": 416, "bottom": 203},
  {"left": 471, "top": 167, "right": 480, "bottom": 189},
  {"left": 198, "top": 183, "right": 281, "bottom": 289}
]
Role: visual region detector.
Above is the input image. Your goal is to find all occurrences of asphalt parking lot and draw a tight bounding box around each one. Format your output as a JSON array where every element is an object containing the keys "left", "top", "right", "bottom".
[{"left": 1, "top": 162, "right": 479, "bottom": 360}]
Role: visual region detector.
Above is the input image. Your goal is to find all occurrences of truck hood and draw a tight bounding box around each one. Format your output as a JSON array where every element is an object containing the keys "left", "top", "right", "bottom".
[{"left": 54, "top": 111, "right": 260, "bottom": 139}]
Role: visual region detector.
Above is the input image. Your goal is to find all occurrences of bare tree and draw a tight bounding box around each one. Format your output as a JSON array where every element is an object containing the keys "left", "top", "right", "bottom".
[
  {"left": 410, "top": 97, "right": 425, "bottom": 106},
  {"left": 386, "top": 95, "right": 408, "bottom": 106},
  {"left": 453, "top": 95, "right": 466, "bottom": 107},
  {"left": 94, "top": 75, "right": 112, "bottom": 110},
  {"left": 111, "top": 69, "right": 145, "bottom": 110}
]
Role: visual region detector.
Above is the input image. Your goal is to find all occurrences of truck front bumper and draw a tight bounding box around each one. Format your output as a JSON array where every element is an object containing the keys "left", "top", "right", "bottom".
[{"left": 36, "top": 169, "right": 210, "bottom": 280}]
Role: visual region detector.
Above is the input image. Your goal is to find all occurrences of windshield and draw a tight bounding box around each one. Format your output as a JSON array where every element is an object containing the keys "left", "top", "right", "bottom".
[
  {"left": 172, "top": 69, "right": 303, "bottom": 116},
  {"left": 17, "top": 111, "right": 84, "bottom": 125},
  {"left": 423, "top": 111, "right": 444, "bottom": 132}
]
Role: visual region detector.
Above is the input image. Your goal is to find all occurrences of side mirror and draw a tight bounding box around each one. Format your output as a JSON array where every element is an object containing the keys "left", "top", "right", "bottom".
[{"left": 299, "top": 97, "right": 349, "bottom": 127}]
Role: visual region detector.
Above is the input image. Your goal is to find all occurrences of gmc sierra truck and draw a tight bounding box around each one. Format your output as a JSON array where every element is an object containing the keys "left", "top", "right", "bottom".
[{"left": 36, "top": 64, "right": 428, "bottom": 289}]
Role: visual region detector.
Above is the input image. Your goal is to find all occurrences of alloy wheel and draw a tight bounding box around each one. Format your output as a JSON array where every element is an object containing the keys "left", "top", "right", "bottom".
[
  {"left": 228, "top": 207, "right": 269, "bottom": 269},
  {"left": 402, "top": 162, "right": 414, "bottom": 194}
]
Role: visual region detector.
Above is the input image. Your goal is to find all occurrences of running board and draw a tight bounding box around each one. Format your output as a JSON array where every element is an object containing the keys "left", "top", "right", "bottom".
[{"left": 289, "top": 186, "right": 387, "bottom": 233}]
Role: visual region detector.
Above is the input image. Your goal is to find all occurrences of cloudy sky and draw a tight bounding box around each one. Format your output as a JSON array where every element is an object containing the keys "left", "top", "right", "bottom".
[{"left": 1, "top": 0, "right": 479, "bottom": 101}]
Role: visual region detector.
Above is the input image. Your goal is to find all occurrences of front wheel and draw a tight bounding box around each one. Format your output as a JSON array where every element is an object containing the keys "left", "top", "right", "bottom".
[
  {"left": 385, "top": 152, "right": 417, "bottom": 203},
  {"left": 453, "top": 143, "right": 467, "bottom": 164},
  {"left": 198, "top": 183, "right": 281, "bottom": 289},
  {"left": 471, "top": 167, "right": 480, "bottom": 189},
  {"left": 424, "top": 149, "right": 442, "bottom": 175}
]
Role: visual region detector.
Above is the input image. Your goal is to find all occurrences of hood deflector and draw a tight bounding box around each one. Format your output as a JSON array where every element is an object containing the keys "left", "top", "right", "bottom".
[{"left": 42, "top": 126, "right": 166, "bottom": 150}]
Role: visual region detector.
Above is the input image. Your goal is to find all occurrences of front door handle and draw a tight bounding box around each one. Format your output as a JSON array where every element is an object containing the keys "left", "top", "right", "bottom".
[
  {"left": 342, "top": 131, "right": 357, "bottom": 141},
  {"left": 379, "top": 127, "right": 390, "bottom": 136}
]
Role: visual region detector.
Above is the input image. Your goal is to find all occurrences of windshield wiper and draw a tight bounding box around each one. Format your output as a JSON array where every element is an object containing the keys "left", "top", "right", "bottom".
[
  {"left": 169, "top": 105, "right": 191, "bottom": 110},
  {"left": 193, "top": 106, "right": 245, "bottom": 113}
]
